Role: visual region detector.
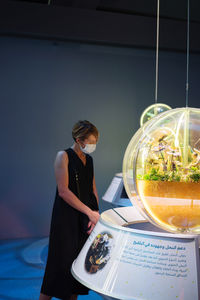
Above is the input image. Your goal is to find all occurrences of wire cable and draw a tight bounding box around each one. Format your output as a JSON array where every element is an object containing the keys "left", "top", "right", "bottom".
[{"left": 112, "top": 208, "right": 128, "bottom": 224}]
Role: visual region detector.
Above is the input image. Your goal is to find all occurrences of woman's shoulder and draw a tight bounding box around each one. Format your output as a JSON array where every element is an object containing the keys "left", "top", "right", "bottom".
[
  {"left": 53, "top": 151, "right": 69, "bottom": 175},
  {"left": 54, "top": 150, "right": 69, "bottom": 165},
  {"left": 65, "top": 148, "right": 72, "bottom": 153},
  {"left": 56, "top": 150, "right": 68, "bottom": 156},
  {"left": 56, "top": 148, "right": 72, "bottom": 157}
]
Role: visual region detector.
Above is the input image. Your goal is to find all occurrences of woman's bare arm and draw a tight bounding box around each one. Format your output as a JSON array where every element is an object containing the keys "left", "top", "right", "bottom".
[
  {"left": 93, "top": 176, "right": 99, "bottom": 206},
  {"left": 87, "top": 174, "right": 100, "bottom": 234},
  {"left": 55, "top": 151, "right": 99, "bottom": 225}
]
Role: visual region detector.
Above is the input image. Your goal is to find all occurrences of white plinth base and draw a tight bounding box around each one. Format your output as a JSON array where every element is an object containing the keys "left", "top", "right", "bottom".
[{"left": 72, "top": 207, "right": 200, "bottom": 300}]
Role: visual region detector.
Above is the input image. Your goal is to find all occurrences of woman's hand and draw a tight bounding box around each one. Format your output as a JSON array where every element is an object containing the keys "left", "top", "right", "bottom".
[
  {"left": 88, "top": 210, "right": 100, "bottom": 224},
  {"left": 87, "top": 222, "right": 95, "bottom": 235},
  {"left": 87, "top": 210, "right": 100, "bottom": 234}
]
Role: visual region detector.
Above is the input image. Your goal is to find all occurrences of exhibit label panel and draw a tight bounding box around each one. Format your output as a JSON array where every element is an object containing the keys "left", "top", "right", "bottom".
[{"left": 72, "top": 217, "right": 199, "bottom": 300}]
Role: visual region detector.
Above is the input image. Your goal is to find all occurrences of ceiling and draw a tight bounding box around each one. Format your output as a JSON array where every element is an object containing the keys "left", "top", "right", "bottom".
[
  {"left": 10, "top": 0, "right": 200, "bottom": 23},
  {"left": 1, "top": 0, "right": 200, "bottom": 52}
]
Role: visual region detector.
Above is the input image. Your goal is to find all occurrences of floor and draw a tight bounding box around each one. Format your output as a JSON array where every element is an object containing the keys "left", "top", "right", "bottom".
[{"left": 0, "top": 237, "right": 103, "bottom": 300}]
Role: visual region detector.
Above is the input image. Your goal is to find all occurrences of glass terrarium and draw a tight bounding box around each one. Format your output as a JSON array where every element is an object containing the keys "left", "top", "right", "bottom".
[{"left": 123, "top": 107, "right": 200, "bottom": 234}]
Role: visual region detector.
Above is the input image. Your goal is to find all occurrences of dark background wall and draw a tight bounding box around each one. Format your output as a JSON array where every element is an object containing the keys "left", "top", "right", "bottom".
[{"left": 1, "top": 0, "right": 200, "bottom": 239}]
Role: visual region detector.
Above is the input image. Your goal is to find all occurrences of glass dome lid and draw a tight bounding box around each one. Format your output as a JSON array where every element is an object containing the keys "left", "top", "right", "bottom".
[
  {"left": 123, "top": 107, "right": 200, "bottom": 234},
  {"left": 140, "top": 103, "right": 171, "bottom": 126}
]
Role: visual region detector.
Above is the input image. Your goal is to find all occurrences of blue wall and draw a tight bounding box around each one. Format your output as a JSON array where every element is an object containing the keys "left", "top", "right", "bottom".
[{"left": 1, "top": 36, "right": 200, "bottom": 238}]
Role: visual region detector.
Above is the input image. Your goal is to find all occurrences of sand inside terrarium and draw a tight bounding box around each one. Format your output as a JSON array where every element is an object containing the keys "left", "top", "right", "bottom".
[{"left": 136, "top": 180, "right": 200, "bottom": 232}]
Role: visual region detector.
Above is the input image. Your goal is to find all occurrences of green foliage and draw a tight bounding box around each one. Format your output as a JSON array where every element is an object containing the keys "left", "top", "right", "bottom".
[
  {"left": 141, "top": 168, "right": 169, "bottom": 181},
  {"left": 189, "top": 173, "right": 200, "bottom": 183},
  {"left": 191, "top": 166, "right": 198, "bottom": 171},
  {"left": 170, "top": 172, "right": 181, "bottom": 182},
  {"left": 138, "top": 167, "right": 200, "bottom": 183}
]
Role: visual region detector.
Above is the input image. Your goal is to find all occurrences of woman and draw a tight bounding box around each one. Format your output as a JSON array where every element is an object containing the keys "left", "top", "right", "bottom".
[{"left": 39, "top": 120, "right": 100, "bottom": 300}]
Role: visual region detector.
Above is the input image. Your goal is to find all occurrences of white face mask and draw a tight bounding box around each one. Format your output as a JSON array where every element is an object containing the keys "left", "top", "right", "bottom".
[{"left": 80, "top": 143, "right": 96, "bottom": 154}]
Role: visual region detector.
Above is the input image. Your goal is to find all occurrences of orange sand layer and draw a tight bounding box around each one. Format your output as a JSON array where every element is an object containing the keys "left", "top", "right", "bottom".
[
  {"left": 137, "top": 180, "right": 200, "bottom": 199},
  {"left": 136, "top": 180, "right": 200, "bottom": 231}
]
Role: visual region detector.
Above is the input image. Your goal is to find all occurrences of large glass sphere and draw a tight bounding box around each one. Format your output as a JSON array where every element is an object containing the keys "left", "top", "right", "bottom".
[
  {"left": 123, "top": 107, "right": 200, "bottom": 233},
  {"left": 140, "top": 103, "right": 171, "bottom": 126}
]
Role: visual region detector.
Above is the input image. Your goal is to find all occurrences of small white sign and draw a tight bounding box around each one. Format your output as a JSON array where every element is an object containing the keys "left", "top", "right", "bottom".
[{"left": 102, "top": 176, "right": 123, "bottom": 203}]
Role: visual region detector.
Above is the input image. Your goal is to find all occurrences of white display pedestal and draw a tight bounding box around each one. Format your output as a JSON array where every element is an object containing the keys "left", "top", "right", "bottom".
[{"left": 72, "top": 207, "right": 200, "bottom": 300}]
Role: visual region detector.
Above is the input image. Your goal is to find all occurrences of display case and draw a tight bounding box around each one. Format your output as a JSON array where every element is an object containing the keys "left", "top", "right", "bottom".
[{"left": 123, "top": 107, "right": 200, "bottom": 233}]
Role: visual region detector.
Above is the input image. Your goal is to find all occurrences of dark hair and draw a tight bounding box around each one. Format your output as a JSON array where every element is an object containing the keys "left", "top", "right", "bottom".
[{"left": 72, "top": 120, "right": 99, "bottom": 142}]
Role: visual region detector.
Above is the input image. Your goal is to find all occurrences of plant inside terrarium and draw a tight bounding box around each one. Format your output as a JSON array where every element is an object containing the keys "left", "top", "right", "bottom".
[{"left": 137, "top": 133, "right": 200, "bottom": 183}]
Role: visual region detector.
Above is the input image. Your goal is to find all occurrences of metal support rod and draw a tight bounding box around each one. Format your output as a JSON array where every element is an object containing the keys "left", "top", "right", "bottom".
[
  {"left": 186, "top": 0, "right": 190, "bottom": 107},
  {"left": 155, "top": 0, "right": 160, "bottom": 104}
]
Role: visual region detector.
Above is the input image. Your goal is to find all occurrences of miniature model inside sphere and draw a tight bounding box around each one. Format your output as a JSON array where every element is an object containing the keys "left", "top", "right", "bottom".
[{"left": 124, "top": 107, "right": 200, "bottom": 233}]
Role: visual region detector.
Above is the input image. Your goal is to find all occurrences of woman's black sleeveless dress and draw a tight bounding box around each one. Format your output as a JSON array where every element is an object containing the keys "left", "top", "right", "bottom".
[{"left": 41, "top": 148, "right": 99, "bottom": 299}]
